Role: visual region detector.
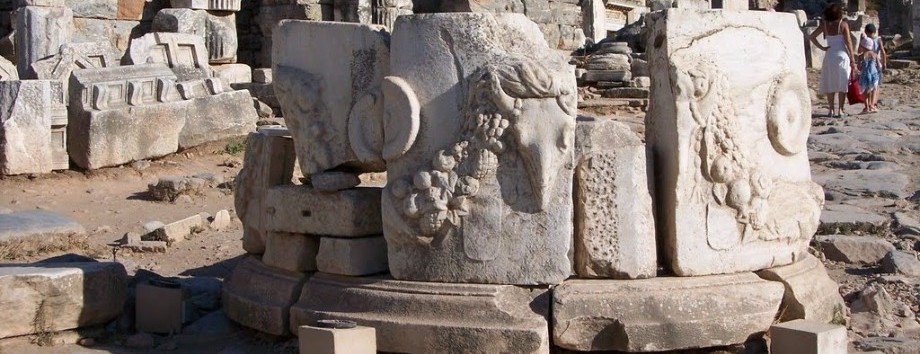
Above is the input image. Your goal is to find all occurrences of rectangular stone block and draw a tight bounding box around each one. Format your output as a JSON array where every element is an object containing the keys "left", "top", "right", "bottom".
[
  {"left": 150, "top": 214, "right": 203, "bottom": 243},
  {"left": 211, "top": 63, "right": 251, "bottom": 84},
  {"left": 264, "top": 185, "right": 383, "bottom": 237},
  {"left": 273, "top": 21, "right": 389, "bottom": 175},
  {"left": 316, "top": 236, "right": 388, "bottom": 276},
  {"left": 222, "top": 255, "right": 308, "bottom": 336},
  {"left": 171, "top": 0, "right": 240, "bottom": 11},
  {"left": 151, "top": 8, "right": 207, "bottom": 36},
  {"left": 67, "top": 102, "right": 183, "bottom": 169},
  {"left": 71, "top": 17, "right": 149, "bottom": 55},
  {"left": 234, "top": 131, "right": 296, "bottom": 255},
  {"left": 68, "top": 63, "right": 178, "bottom": 111},
  {"left": 0, "top": 210, "right": 85, "bottom": 243},
  {"left": 645, "top": 10, "right": 823, "bottom": 276},
  {"left": 14, "top": 5, "right": 73, "bottom": 78},
  {"left": 263, "top": 232, "right": 319, "bottom": 273},
  {"left": 770, "top": 319, "right": 847, "bottom": 354},
  {"left": 552, "top": 273, "right": 784, "bottom": 352},
  {"left": 298, "top": 325, "right": 376, "bottom": 354},
  {"left": 291, "top": 273, "right": 550, "bottom": 354},
  {"left": 127, "top": 32, "right": 210, "bottom": 79},
  {"left": 581, "top": 0, "right": 605, "bottom": 42},
  {"left": 757, "top": 254, "right": 846, "bottom": 323},
  {"left": 574, "top": 118, "right": 656, "bottom": 279},
  {"left": 178, "top": 89, "right": 257, "bottom": 149},
  {"left": 136, "top": 280, "right": 186, "bottom": 333},
  {"left": 60, "top": 0, "right": 149, "bottom": 20},
  {"left": 0, "top": 80, "right": 59, "bottom": 175},
  {"left": 206, "top": 11, "right": 237, "bottom": 64},
  {"left": 0, "top": 262, "right": 127, "bottom": 339}
]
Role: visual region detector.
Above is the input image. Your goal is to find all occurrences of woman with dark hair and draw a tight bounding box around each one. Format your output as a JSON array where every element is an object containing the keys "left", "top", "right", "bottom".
[{"left": 808, "top": 2, "right": 857, "bottom": 117}]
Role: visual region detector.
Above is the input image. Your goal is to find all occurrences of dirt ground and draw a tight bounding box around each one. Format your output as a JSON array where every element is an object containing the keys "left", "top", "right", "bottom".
[{"left": 1, "top": 65, "right": 919, "bottom": 353}]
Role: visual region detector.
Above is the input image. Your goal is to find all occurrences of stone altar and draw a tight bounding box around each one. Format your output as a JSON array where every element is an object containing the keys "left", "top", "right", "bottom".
[{"left": 225, "top": 10, "right": 844, "bottom": 354}]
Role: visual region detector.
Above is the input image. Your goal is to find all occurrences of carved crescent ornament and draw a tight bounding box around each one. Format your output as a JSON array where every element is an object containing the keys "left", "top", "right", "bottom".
[
  {"left": 766, "top": 75, "right": 810, "bottom": 156},
  {"left": 381, "top": 76, "right": 421, "bottom": 160}
]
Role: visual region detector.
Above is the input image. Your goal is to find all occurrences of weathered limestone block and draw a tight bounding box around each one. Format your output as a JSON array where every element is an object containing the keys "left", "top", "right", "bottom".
[
  {"left": 150, "top": 214, "right": 203, "bottom": 243},
  {"left": 257, "top": 4, "right": 325, "bottom": 66},
  {"left": 64, "top": 0, "right": 147, "bottom": 20},
  {"left": 235, "top": 131, "right": 295, "bottom": 254},
  {"left": 152, "top": 8, "right": 207, "bottom": 37},
  {"left": 14, "top": 5, "right": 73, "bottom": 77},
  {"left": 223, "top": 255, "right": 309, "bottom": 336},
  {"left": 315, "top": 236, "right": 388, "bottom": 276},
  {"left": 646, "top": 10, "right": 823, "bottom": 276},
  {"left": 0, "top": 56, "right": 17, "bottom": 80},
  {"left": 770, "top": 320, "right": 848, "bottom": 354},
  {"left": 0, "top": 262, "right": 127, "bottom": 339},
  {"left": 272, "top": 21, "right": 389, "bottom": 176},
  {"left": 178, "top": 89, "right": 257, "bottom": 148},
  {"left": 205, "top": 11, "right": 237, "bottom": 64},
  {"left": 757, "top": 254, "right": 846, "bottom": 324},
  {"left": 128, "top": 32, "right": 210, "bottom": 80},
  {"left": 211, "top": 63, "right": 251, "bottom": 84},
  {"left": 71, "top": 17, "right": 147, "bottom": 54},
  {"left": 0, "top": 80, "right": 61, "bottom": 175},
  {"left": 299, "top": 325, "right": 377, "bottom": 354},
  {"left": 171, "top": 0, "right": 241, "bottom": 11},
  {"left": 581, "top": 0, "right": 605, "bottom": 42},
  {"left": 371, "top": 0, "right": 411, "bottom": 29},
  {"left": 552, "top": 273, "right": 785, "bottom": 352},
  {"left": 290, "top": 273, "right": 550, "bottom": 354},
  {"left": 67, "top": 64, "right": 183, "bottom": 169},
  {"left": 235, "top": 130, "right": 295, "bottom": 254},
  {"left": 0, "top": 210, "right": 85, "bottom": 243},
  {"left": 381, "top": 14, "right": 577, "bottom": 285},
  {"left": 263, "top": 232, "right": 319, "bottom": 272},
  {"left": 264, "top": 185, "right": 382, "bottom": 237},
  {"left": 574, "top": 118, "right": 656, "bottom": 279}
]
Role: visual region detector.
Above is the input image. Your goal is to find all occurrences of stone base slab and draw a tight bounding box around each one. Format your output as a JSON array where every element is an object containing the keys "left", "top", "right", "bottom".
[
  {"left": 290, "top": 273, "right": 550, "bottom": 354},
  {"left": 222, "top": 255, "right": 309, "bottom": 336},
  {"left": 757, "top": 254, "right": 846, "bottom": 324},
  {"left": 552, "top": 273, "right": 784, "bottom": 352}
]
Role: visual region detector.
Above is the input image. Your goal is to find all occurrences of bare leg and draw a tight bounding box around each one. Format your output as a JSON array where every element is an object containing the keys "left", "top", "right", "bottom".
[
  {"left": 826, "top": 94, "right": 835, "bottom": 116},
  {"left": 837, "top": 92, "right": 847, "bottom": 116}
]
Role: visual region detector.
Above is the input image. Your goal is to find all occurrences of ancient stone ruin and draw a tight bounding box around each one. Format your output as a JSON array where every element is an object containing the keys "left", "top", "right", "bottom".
[{"left": 224, "top": 9, "right": 847, "bottom": 353}]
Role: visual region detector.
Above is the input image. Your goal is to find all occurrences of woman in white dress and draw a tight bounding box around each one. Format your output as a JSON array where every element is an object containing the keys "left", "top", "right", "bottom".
[{"left": 809, "top": 3, "right": 857, "bottom": 118}]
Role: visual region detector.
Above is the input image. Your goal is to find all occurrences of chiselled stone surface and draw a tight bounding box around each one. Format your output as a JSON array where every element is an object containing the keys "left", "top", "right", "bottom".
[
  {"left": 67, "top": 65, "right": 181, "bottom": 169},
  {"left": 211, "top": 63, "right": 251, "bottom": 84},
  {"left": 262, "top": 232, "right": 319, "bottom": 273},
  {"left": 290, "top": 273, "right": 550, "bottom": 354},
  {"left": 235, "top": 131, "right": 296, "bottom": 254},
  {"left": 205, "top": 12, "right": 237, "bottom": 64},
  {"left": 646, "top": 10, "right": 823, "bottom": 276},
  {"left": 382, "top": 14, "right": 577, "bottom": 285},
  {"left": 0, "top": 80, "right": 61, "bottom": 175},
  {"left": 29, "top": 42, "right": 122, "bottom": 84},
  {"left": 552, "top": 273, "right": 785, "bottom": 352},
  {"left": 770, "top": 320, "right": 848, "bottom": 354},
  {"left": 0, "top": 210, "right": 85, "bottom": 243},
  {"left": 315, "top": 236, "right": 388, "bottom": 276},
  {"left": 128, "top": 32, "right": 210, "bottom": 80},
  {"left": 223, "top": 255, "right": 308, "bottom": 336},
  {"left": 15, "top": 6, "right": 73, "bottom": 78},
  {"left": 264, "top": 185, "right": 382, "bottom": 237},
  {"left": 178, "top": 89, "right": 257, "bottom": 148},
  {"left": 272, "top": 21, "right": 389, "bottom": 176},
  {"left": 757, "top": 254, "right": 846, "bottom": 323},
  {"left": 171, "top": 0, "right": 241, "bottom": 11},
  {"left": 0, "top": 262, "right": 127, "bottom": 339},
  {"left": 573, "top": 117, "right": 655, "bottom": 279},
  {"left": 152, "top": 8, "right": 206, "bottom": 37}
]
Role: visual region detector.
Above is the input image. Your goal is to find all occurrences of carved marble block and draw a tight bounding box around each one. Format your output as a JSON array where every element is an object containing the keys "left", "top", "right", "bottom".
[
  {"left": 382, "top": 14, "right": 577, "bottom": 285},
  {"left": 15, "top": 5, "right": 73, "bottom": 78},
  {"left": 273, "top": 21, "right": 390, "bottom": 176},
  {"left": 0, "top": 80, "right": 61, "bottom": 175},
  {"left": 645, "top": 10, "right": 823, "bottom": 276},
  {"left": 128, "top": 32, "right": 211, "bottom": 80}
]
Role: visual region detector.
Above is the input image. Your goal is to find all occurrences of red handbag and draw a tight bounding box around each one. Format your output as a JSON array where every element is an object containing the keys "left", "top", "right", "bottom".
[{"left": 847, "top": 77, "right": 864, "bottom": 105}]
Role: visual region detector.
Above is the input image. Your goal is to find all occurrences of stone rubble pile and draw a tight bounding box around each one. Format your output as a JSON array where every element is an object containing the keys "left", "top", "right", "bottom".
[
  {"left": 0, "top": 0, "right": 261, "bottom": 175},
  {"left": 223, "top": 9, "right": 849, "bottom": 353}
]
